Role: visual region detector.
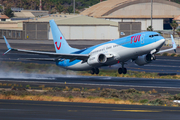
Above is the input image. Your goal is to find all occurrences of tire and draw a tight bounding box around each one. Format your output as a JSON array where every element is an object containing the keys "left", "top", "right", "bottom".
[
  {"left": 118, "top": 68, "right": 123, "bottom": 74},
  {"left": 95, "top": 68, "right": 99, "bottom": 74},
  {"left": 90, "top": 68, "right": 95, "bottom": 74},
  {"left": 123, "top": 68, "right": 127, "bottom": 74}
]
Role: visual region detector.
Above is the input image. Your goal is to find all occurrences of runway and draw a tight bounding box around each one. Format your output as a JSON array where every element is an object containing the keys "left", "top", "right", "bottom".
[
  {"left": 0, "top": 75, "right": 180, "bottom": 93},
  {"left": 0, "top": 40, "right": 180, "bottom": 119},
  {"left": 0, "top": 99, "right": 180, "bottom": 120}
]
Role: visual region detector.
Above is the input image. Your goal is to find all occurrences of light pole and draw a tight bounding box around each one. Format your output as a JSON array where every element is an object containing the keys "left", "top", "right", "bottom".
[
  {"left": 73, "top": 0, "right": 75, "bottom": 14},
  {"left": 151, "top": 0, "right": 153, "bottom": 31}
]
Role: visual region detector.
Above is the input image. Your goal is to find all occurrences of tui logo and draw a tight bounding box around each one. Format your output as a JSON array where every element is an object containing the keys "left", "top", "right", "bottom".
[
  {"left": 55, "top": 37, "right": 63, "bottom": 50},
  {"left": 55, "top": 42, "right": 61, "bottom": 50}
]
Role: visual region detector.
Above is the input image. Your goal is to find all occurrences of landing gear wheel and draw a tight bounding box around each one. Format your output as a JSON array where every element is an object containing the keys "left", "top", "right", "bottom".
[
  {"left": 122, "top": 68, "right": 127, "bottom": 74},
  {"left": 118, "top": 62, "right": 128, "bottom": 74},
  {"left": 153, "top": 55, "right": 156, "bottom": 60},
  {"left": 118, "top": 68, "right": 123, "bottom": 74},
  {"left": 94, "top": 68, "right": 99, "bottom": 74},
  {"left": 90, "top": 69, "right": 95, "bottom": 75}
]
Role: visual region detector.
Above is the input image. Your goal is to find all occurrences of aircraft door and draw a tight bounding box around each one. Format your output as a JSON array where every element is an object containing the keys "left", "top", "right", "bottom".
[{"left": 140, "top": 34, "right": 145, "bottom": 44}]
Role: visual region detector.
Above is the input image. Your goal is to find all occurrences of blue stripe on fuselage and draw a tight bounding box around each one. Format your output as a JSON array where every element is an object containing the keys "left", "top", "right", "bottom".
[{"left": 57, "top": 31, "right": 164, "bottom": 67}]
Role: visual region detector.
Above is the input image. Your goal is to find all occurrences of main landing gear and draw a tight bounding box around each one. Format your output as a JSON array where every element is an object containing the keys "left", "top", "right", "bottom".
[
  {"left": 118, "top": 62, "right": 127, "bottom": 74},
  {"left": 90, "top": 68, "right": 99, "bottom": 75}
]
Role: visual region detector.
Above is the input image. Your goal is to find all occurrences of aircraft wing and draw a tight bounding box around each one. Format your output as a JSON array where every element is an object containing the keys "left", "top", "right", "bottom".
[
  {"left": 3, "top": 36, "right": 89, "bottom": 61},
  {"left": 157, "top": 35, "right": 177, "bottom": 54}
]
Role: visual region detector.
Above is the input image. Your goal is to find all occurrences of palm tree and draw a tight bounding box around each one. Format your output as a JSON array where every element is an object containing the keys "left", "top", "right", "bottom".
[{"left": 170, "top": 20, "right": 178, "bottom": 38}]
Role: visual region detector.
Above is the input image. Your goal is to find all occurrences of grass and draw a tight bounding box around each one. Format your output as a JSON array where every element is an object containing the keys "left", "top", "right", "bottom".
[
  {"left": 0, "top": 85, "right": 179, "bottom": 107},
  {"left": 160, "top": 52, "right": 179, "bottom": 57}
]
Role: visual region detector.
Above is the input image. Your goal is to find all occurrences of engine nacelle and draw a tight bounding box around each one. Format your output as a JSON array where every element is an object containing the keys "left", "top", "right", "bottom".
[
  {"left": 87, "top": 54, "right": 107, "bottom": 67},
  {"left": 135, "top": 54, "right": 154, "bottom": 66}
]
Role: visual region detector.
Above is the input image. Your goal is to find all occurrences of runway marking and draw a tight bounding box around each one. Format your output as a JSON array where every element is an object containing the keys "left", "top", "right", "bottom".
[
  {"left": 113, "top": 110, "right": 160, "bottom": 112},
  {"left": 144, "top": 65, "right": 180, "bottom": 68},
  {"left": 68, "top": 110, "right": 160, "bottom": 112},
  {"left": 156, "top": 59, "right": 180, "bottom": 62}
]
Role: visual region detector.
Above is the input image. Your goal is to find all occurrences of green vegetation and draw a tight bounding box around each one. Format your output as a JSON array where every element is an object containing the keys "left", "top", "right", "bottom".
[
  {"left": 4, "top": 6, "right": 14, "bottom": 18},
  {"left": 1, "top": 0, "right": 180, "bottom": 15},
  {"left": 0, "top": 0, "right": 105, "bottom": 14},
  {"left": 170, "top": 20, "right": 178, "bottom": 38},
  {"left": 0, "top": 84, "right": 180, "bottom": 107},
  {"left": 147, "top": 26, "right": 153, "bottom": 31},
  {"left": 170, "top": 0, "right": 180, "bottom": 4}
]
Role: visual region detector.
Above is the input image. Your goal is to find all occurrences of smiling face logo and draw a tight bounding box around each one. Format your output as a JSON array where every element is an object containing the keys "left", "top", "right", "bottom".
[{"left": 55, "top": 37, "right": 62, "bottom": 50}]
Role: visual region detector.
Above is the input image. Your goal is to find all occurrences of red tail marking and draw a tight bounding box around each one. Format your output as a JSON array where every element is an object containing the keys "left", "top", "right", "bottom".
[{"left": 55, "top": 42, "right": 61, "bottom": 50}]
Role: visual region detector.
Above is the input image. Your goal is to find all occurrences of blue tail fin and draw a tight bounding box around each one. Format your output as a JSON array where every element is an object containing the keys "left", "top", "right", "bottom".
[{"left": 49, "top": 20, "right": 78, "bottom": 53}]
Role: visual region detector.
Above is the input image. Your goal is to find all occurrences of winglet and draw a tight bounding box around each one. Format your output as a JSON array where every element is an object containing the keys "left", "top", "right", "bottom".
[
  {"left": 171, "top": 35, "right": 177, "bottom": 53},
  {"left": 157, "top": 35, "right": 177, "bottom": 54},
  {"left": 3, "top": 36, "right": 11, "bottom": 50},
  {"left": 3, "top": 36, "right": 12, "bottom": 55}
]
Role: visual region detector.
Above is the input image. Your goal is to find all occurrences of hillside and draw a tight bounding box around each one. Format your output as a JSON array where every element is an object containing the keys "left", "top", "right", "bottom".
[
  {"left": 0, "top": 0, "right": 104, "bottom": 13},
  {"left": 1, "top": 0, "right": 180, "bottom": 14}
]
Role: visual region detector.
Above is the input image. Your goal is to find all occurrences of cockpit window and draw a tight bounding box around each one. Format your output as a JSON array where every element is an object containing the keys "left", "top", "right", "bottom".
[{"left": 149, "top": 34, "right": 160, "bottom": 38}]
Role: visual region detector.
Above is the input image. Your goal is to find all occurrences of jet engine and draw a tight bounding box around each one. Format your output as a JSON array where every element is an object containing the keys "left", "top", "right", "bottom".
[
  {"left": 135, "top": 54, "right": 155, "bottom": 66},
  {"left": 87, "top": 54, "right": 107, "bottom": 67}
]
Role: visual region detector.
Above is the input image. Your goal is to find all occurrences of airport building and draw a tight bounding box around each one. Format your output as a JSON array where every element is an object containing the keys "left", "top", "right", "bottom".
[
  {"left": 0, "top": 14, "right": 120, "bottom": 40},
  {"left": 81, "top": 0, "right": 180, "bottom": 31}
]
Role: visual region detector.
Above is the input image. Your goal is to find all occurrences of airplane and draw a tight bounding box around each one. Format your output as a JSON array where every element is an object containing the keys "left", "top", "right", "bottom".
[{"left": 3, "top": 20, "right": 177, "bottom": 75}]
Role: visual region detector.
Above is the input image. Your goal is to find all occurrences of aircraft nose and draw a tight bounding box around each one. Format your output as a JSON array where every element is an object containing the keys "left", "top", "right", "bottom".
[
  {"left": 162, "top": 38, "right": 165, "bottom": 43},
  {"left": 162, "top": 38, "right": 165, "bottom": 44}
]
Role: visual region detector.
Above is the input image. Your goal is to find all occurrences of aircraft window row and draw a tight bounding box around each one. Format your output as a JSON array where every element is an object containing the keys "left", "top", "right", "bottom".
[
  {"left": 91, "top": 48, "right": 105, "bottom": 54},
  {"left": 113, "top": 44, "right": 119, "bottom": 48},
  {"left": 149, "top": 34, "right": 160, "bottom": 38},
  {"left": 106, "top": 46, "right": 112, "bottom": 49}
]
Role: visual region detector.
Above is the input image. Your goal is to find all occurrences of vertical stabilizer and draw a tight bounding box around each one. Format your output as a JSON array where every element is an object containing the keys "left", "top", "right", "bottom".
[{"left": 49, "top": 20, "right": 78, "bottom": 53}]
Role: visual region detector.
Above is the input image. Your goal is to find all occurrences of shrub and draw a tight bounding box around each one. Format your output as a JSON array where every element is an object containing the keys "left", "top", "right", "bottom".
[
  {"left": 87, "top": 96, "right": 95, "bottom": 100},
  {"left": 162, "top": 52, "right": 168, "bottom": 56},
  {"left": 72, "top": 88, "right": 81, "bottom": 91},
  {"left": 171, "top": 53, "right": 176, "bottom": 57},
  {"left": 63, "top": 86, "right": 70, "bottom": 91},
  {"left": 68, "top": 95, "right": 73, "bottom": 99},
  {"left": 150, "top": 99, "right": 166, "bottom": 105},
  {"left": 139, "top": 99, "right": 149, "bottom": 103},
  {"left": 26, "top": 85, "right": 30, "bottom": 88},
  {"left": 151, "top": 89, "right": 157, "bottom": 94}
]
